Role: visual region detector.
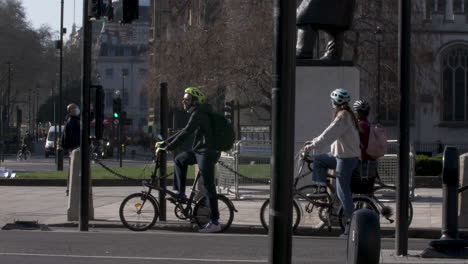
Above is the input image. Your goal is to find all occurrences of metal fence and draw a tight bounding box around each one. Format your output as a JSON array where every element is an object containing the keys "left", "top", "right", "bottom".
[
  {"left": 412, "top": 142, "right": 468, "bottom": 156},
  {"left": 377, "top": 140, "right": 416, "bottom": 198},
  {"left": 216, "top": 140, "right": 271, "bottom": 199}
]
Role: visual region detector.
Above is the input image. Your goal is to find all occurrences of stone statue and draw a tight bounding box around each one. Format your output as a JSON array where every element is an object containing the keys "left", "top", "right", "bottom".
[{"left": 296, "top": 0, "right": 356, "bottom": 61}]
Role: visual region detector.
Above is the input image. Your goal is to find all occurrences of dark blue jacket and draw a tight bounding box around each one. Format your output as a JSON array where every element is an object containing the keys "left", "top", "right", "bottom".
[{"left": 62, "top": 116, "right": 80, "bottom": 150}]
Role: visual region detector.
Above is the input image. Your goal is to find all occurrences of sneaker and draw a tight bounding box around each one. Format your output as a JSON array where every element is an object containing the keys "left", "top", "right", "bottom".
[
  {"left": 167, "top": 194, "right": 187, "bottom": 204},
  {"left": 199, "top": 222, "right": 222, "bottom": 233}
]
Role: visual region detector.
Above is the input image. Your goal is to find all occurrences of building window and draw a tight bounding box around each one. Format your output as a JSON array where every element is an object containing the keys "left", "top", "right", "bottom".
[
  {"left": 106, "top": 91, "right": 113, "bottom": 108},
  {"left": 121, "top": 68, "right": 129, "bottom": 77},
  {"left": 105, "top": 68, "right": 113, "bottom": 79},
  {"left": 441, "top": 45, "right": 468, "bottom": 122}
]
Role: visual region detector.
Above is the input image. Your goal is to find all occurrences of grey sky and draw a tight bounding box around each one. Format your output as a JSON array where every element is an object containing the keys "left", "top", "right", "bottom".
[
  {"left": 21, "top": 0, "right": 150, "bottom": 39},
  {"left": 21, "top": 0, "right": 83, "bottom": 38}
]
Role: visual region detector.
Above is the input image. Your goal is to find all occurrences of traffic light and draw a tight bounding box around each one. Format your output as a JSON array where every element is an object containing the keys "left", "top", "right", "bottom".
[
  {"left": 113, "top": 97, "right": 122, "bottom": 119},
  {"left": 89, "top": 0, "right": 113, "bottom": 20},
  {"left": 224, "top": 100, "right": 234, "bottom": 121},
  {"left": 121, "top": 0, "right": 139, "bottom": 24}
]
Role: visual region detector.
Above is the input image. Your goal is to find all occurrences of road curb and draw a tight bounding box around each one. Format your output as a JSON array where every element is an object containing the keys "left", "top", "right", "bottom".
[{"left": 45, "top": 220, "right": 458, "bottom": 239}]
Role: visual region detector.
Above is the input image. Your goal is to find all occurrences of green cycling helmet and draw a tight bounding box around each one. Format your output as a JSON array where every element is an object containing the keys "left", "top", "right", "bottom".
[{"left": 184, "top": 87, "right": 205, "bottom": 104}]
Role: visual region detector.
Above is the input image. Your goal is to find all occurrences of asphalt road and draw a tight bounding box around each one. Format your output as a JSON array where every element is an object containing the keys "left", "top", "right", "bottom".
[{"left": 0, "top": 229, "right": 432, "bottom": 264}]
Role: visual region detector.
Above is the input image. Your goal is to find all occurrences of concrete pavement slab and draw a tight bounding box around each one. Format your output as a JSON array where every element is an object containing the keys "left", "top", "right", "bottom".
[{"left": 381, "top": 250, "right": 468, "bottom": 263}]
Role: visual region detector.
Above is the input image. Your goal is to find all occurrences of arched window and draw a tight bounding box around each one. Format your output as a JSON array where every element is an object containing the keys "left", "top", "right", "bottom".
[{"left": 441, "top": 44, "right": 468, "bottom": 122}]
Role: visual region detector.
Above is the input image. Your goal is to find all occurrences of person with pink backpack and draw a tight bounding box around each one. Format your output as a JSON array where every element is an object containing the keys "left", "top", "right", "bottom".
[{"left": 351, "top": 100, "right": 387, "bottom": 193}]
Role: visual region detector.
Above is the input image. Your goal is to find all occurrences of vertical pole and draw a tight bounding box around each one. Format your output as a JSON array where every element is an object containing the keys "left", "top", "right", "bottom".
[
  {"left": 28, "top": 89, "right": 31, "bottom": 133},
  {"left": 269, "top": 0, "right": 296, "bottom": 263},
  {"left": 120, "top": 73, "right": 125, "bottom": 168},
  {"left": 52, "top": 85, "right": 56, "bottom": 164},
  {"left": 7, "top": 62, "right": 11, "bottom": 135},
  {"left": 57, "top": 0, "right": 65, "bottom": 171},
  {"left": 376, "top": 40, "right": 381, "bottom": 123},
  {"left": 0, "top": 93, "right": 3, "bottom": 163},
  {"left": 79, "top": 0, "right": 92, "bottom": 232},
  {"left": 35, "top": 85, "right": 39, "bottom": 140},
  {"left": 236, "top": 101, "right": 241, "bottom": 140},
  {"left": 159, "top": 82, "right": 168, "bottom": 221},
  {"left": 396, "top": 0, "right": 411, "bottom": 255}
]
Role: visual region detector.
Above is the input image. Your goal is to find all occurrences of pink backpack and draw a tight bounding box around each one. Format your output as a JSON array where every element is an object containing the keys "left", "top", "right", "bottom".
[{"left": 366, "top": 123, "right": 387, "bottom": 159}]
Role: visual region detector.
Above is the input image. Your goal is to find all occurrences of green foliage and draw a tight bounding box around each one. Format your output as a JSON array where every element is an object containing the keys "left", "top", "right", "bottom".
[{"left": 415, "top": 155, "right": 442, "bottom": 176}]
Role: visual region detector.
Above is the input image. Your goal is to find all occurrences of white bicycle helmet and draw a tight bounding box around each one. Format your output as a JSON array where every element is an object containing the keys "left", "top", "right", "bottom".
[
  {"left": 330, "top": 88, "right": 350, "bottom": 105},
  {"left": 353, "top": 99, "right": 370, "bottom": 112}
]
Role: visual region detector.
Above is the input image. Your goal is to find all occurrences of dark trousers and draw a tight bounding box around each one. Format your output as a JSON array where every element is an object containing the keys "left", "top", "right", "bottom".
[{"left": 173, "top": 150, "right": 220, "bottom": 221}]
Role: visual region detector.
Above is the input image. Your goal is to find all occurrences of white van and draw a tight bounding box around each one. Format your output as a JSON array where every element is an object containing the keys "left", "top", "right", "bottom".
[{"left": 45, "top": 125, "right": 64, "bottom": 158}]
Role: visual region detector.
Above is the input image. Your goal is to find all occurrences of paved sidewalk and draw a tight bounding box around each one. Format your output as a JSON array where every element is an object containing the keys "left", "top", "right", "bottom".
[
  {"left": 0, "top": 186, "right": 447, "bottom": 231},
  {"left": 1, "top": 186, "right": 468, "bottom": 263}
]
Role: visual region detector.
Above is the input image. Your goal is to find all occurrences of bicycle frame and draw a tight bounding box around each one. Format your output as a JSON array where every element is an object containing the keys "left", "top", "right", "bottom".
[
  {"left": 143, "top": 153, "right": 203, "bottom": 212},
  {"left": 292, "top": 152, "right": 340, "bottom": 229}
]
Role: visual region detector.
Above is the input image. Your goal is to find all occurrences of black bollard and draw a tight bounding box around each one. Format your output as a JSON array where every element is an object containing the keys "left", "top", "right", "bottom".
[
  {"left": 442, "top": 146, "right": 460, "bottom": 240},
  {"left": 346, "top": 209, "right": 381, "bottom": 264},
  {"left": 421, "top": 146, "right": 468, "bottom": 258}
]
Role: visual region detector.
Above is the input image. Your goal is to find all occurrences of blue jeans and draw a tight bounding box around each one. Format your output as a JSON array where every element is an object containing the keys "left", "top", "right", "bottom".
[
  {"left": 312, "top": 152, "right": 358, "bottom": 219},
  {"left": 173, "top": 150, "right": 220, "bottom": 222}
]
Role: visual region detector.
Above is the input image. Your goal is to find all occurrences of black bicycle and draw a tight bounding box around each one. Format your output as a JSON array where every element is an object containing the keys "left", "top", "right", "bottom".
[
  {"left": 16, "top": 144, "right": 31, "bottom": 161},
  {"left": 260, "top": 151, "right": 340, "bottom": 232},
  {"left": 119, "top": 152, "right": 237, "bottom": 232},
  {"left": 337, "top": 167, "right": 414, "bottom": 230},
  {"left": 260, "top": 150, "right": 414, "bottom": 232}
]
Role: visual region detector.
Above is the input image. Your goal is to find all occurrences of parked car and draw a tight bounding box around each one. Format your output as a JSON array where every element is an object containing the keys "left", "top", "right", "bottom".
[{"left": 45, "top": 125, "right": 64, "bottom": 158}]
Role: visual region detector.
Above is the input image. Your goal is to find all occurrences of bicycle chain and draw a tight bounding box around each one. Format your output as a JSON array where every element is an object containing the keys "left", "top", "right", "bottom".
[
  {"left": 91, "top": 156, "right": 174, "bottom": 180},
  {"left": 217, "top": 159, "right": 269, "bottom": 184}
]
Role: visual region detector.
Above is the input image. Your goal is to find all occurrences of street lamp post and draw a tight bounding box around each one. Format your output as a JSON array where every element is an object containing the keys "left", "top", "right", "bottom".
[
  {"left": 35, "top": 84, "right": 39, "bottom": 140},
  {"left": 375, "top": 26, "right": 383, "bottom": 123},
  {"left": 119, "top": 71, "right": 126, "bottom": 168},
  {"left": 57, "top": 0, "right": 65, "bottom": 171},
  {"left": 6, "top": 62, "right": 11, "bottom": 131}
]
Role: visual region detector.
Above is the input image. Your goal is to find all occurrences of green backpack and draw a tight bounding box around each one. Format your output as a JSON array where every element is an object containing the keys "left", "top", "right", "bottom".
[{"left": 210, "top": 112, "right": 235, "bottom": 151}]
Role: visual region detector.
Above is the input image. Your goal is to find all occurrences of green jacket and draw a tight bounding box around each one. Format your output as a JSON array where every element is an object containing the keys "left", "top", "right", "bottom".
[{"left": 166, "top": 103, "right": 215, "bottom": 153}]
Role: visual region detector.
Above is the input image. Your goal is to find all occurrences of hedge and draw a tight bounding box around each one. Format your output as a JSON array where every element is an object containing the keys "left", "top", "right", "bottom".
[{"left": 415, "top": 155, "right": 442, "bottom": 176}]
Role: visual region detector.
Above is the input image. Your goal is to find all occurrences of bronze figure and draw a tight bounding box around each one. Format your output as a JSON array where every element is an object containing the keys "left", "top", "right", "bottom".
[{"left": 296, "top": 0, "right": 356, "bottom": 61}]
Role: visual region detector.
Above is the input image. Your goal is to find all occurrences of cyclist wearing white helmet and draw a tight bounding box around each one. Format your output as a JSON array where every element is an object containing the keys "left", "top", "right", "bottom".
[
  {"left": 352, "top": 99, "right": 375, "bottom": 161},
  {"left": 304, "top": 88, "right": 360, "bottom": 237},
  {"left": 155, "top": 87, "right": 221, "bottom": 233}
]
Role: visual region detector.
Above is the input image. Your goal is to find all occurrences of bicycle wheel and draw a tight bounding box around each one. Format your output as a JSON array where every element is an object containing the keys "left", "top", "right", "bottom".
[
  {"left": 373, "top": 186, "right": 413, "bottom": 228},
  {"left": 16, "top": 150, "right": 22, "bottom": 161},
  {"left": 260, "top": 198, "right": 301, "bottom": 232},
  {"left": 24, "top": 151, "right": 31, "bottom": 160},
  {"left": 193, "top": 194, "right": 235, "bottom": 233},
  {"left": 119, "top": 192, "right": 159, "bottom": 231},
  {"left": 339, "top": 197, "right": 378, "bottom": 230},
  {"left": 296, "top": 184, "right": 334, "bottom": 231}
]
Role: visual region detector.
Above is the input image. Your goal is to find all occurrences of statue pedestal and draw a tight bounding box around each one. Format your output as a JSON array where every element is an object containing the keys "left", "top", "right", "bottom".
[{"left": 295, "top": 65, "right": 360, "bottom": 155}]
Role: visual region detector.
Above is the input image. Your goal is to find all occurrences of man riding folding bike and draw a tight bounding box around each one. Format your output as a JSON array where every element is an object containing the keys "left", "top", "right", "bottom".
[{"left": 155, "top": 87, "right": 222, "bottom": 233}]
